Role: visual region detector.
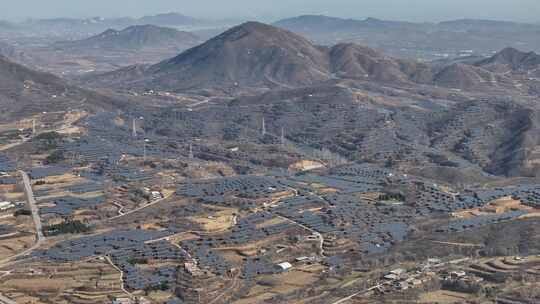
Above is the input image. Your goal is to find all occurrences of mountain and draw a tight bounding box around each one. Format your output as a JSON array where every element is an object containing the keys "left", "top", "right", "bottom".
[
  {"left": 137, "top": 13, "right": 203, "bottom": 27},
  {"left": 0, "top": 41, "right": 30, "bottom": 64},
  {"left": 0, "top": 20, "right": 16, "bottom": 30},
  {"left": 53, "top": 25, "right": 200, "bottom": 51},
  {"left": 273, "top": 15, "right": 418, "bottom": 34},
  {"left": 85, "top": 22, "right": 438, "bottom": 91},
  {"left": 274, "top": 15, "right": 540, "bottom": 61},
  {"left": 18, "top": 14, "right": 205, "bottom": 39},
  {"left": 437, "top": 18, "right": 526, "bottom": 30},
  {"left": 142, "top": 21, "right": 331, "bottom": 90},
  {"left": 433, "top": 63, "right": 505, "bottom": 90},
  {"left": 329, "top": 43, "right": 433, "bottom": 83},
  {"left": 0, "top": 55, "right": 123, "bottom": 121},
  {"left": 83, "top": 21, "right": 531, "bottom": 93},
  {"left": 476, "top": 47, "right": 540, "bottom": 72}
]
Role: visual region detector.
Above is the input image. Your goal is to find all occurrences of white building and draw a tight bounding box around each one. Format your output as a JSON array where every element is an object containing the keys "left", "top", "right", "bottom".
[
  {"left": 276, "top": 262, "right": 293, "bottom": 271},
  {"left": 112, "top": 298, "right": 133, "bottom": 304}
]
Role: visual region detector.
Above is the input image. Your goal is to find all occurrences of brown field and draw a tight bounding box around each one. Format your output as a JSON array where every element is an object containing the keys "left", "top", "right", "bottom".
[
  {"left": 453, "top": 196, "right": 535, "bottom": 219},
  {"left": 188, "top": 208, "right": 238, "bottom": 233},
  {"left": 234, "top": 265, "right": 322, "bottom": 304},
  {"left": 0, "top": 234, "right": 35, "bottom": 258},
  {"left": 255, "top": 217, "right": 287, "bottom": 229},
  {"left": 418, "top": 290, "right": 474, "bottom": 304},
  {"left": 0, "top": 259, "right": 126, "bottom": 304}
]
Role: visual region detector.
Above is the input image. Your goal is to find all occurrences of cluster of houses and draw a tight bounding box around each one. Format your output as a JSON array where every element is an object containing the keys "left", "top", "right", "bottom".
[{"left": 382, "top": 268, "right": 432, "bottom": 291}]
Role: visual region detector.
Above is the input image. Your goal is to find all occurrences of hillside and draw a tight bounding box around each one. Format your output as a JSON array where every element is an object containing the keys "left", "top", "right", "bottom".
[
  {"left": 54, "top": 25, "right": 200, "bottom": 51},
  {"left": 476, "top": 47, "right": 540, "bottom": 73},
  {"left": 0, "top": 42, "right": 17, "bottom": 58},
  {"left": 0, "top": 55, "right": 123, "bottom": 121},
  {"left": 329, "top": 43, "right": 433, "bottom": 83}
]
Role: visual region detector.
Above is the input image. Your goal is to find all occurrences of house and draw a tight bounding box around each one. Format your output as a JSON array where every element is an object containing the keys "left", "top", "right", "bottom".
[
  {"left": 389, "top": 268, "right": 406, "bottom": 276},
  {"left": 384, "top": 273, "right": 400, "bottom": 281},
  {"left": 295, "top": 256, "right": 315, "bottom": 263},
  {"left": 151, "top": 191, "right": 162, "bottom": 201},
  {"left": 112, "top": 298, "right": 133, "bottom": 304},
  {"left": 0, "top": 201, "right": 14, "bottom": 211},
  {"left": 276, "top": 262, "right": 292, "bottom": 271},
  {"left": 137, "top": 298, "right": 151, "bottom": 304},
  {"left": 450, "top": 271, "right": 466, "bottom": 279}
]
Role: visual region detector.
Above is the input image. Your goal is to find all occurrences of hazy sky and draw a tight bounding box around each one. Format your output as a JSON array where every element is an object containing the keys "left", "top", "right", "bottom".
[{"left": 3, "top": 0, "right": 540, "bottom": 23}]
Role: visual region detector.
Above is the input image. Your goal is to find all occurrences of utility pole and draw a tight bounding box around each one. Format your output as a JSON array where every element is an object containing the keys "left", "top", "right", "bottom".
[
  {"left": 281, "top": 127, "right": 285, "bottom": 146},
  {"left": 132, "top": 118, "right": 137, "bottom": 138},
  {"left": 143, "top": 139, "right": 149, "bottom": 162},
  {"left": 32, "top": 119, "right": 36, "bottom": 136},
  {"left": 189, "top": 143, "right": 194, "bottom": 159},
  {"left": 262, "top": 117, "right": 266, "bottom": 136}
]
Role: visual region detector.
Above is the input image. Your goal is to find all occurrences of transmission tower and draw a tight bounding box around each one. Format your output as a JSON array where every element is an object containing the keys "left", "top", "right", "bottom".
[
  {"left": 132, "top": 118, "right": 137, "bottom": 138},
  {"left": 189, "top": 143, "right": 194, "bottom": 159}
]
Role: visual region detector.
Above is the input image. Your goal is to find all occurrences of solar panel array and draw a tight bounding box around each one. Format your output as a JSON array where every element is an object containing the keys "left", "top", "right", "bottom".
[{"left": 0, "top": 153, "right": 16, "bottom": 172}]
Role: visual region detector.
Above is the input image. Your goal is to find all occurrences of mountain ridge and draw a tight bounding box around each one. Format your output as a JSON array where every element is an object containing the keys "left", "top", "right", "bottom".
[
  {"left": 82, "top": 21, "right": 533, "bottom": 92},
  {"left": 53, "top": 24, "right": 200, "bottom": 51}
]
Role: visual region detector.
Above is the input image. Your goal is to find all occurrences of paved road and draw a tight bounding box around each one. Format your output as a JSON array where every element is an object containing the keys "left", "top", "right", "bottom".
[
  {"left": 330, "top": 283, "right": 385, "bottom": 304},
  {"left": 105, "top": 256, "right": 133, "bottom": 299},
  {"left": 0, "top": 171, "right": 45, "bottom": 267},
  {"left": 19, "top": 170, "right": 45, "bottom": 242},
  {"left": 107, "top": 192, "right": 172, "bottom": 221}
]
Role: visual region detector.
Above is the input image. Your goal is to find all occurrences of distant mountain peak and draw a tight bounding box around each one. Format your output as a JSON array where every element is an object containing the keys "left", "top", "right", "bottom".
[{"left": 54, "top": 24, "right": 200, "bottom": 51}]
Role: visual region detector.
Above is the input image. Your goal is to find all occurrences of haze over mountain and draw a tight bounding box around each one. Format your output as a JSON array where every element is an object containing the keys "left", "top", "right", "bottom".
[
  {"left": 6, "top": 13, "right": 218, "bottom": 40},
  {"left": 54, "top": 25, "right": 200, "bottom": 51},
  {"left": 0, "top": 20, "right": 16, "bottom": 30},
  {"left": 137, "top": 13, "right": 203, "bottom": 27},
  {"left": 274, "top": 15, "right": 540, "bottom": 60},
  {"left": 84, "top": 21, "right": 528, "bottom": 93},
  {"left": 274, "top": 15, "right": 417, "bottom": 34}
]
